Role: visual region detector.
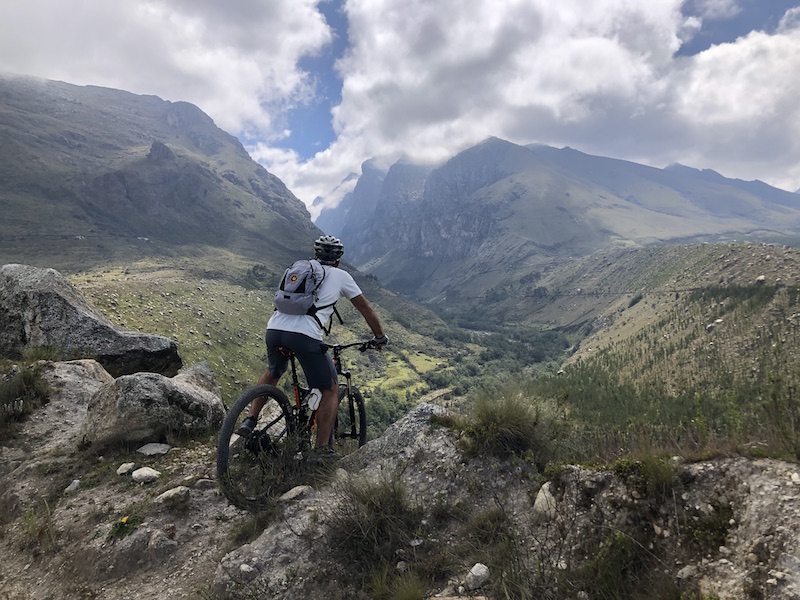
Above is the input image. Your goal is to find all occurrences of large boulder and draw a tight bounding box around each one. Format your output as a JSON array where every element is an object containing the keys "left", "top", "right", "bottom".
[
  {"left": 79, "top": 361, "right": 224, "bottom": 446},
  {"left": 0, "top": 264, "right": 182, "bottom": 376}
]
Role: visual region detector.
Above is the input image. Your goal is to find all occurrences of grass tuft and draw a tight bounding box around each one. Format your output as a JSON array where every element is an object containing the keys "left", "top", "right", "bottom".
[
  {"left": 326, "top": 476, "right": 422, "bottom": 584},
  {"left": 458, "top": 384, "right": 566, "bottom": 467},
  {"left": 0, "top": 364, "right": 50, "bottom": 437}
]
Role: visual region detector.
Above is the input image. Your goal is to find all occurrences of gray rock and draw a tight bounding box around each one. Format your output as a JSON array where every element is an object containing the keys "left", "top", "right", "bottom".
[
  {"left": 465, "top": 563, "right": 490, "bottom": 590},
  {"left": 0, "top": 263, "right": 182, "bottom": 376},
  {"left": 533, "top": 481, "right": 557, "bottom": 519},
  {"left": 116, "top": 462, "right": 136, "bottom": 476},
  {"left": 154, "top": 486, "right": 190, "bottom": 504},
  {"left": 132, "top": 467, "right": 161, "bottom": 483},
  {"left": 79, "top": 363, "right": 225, "bottom": 445},
  {"left": 137, "top": 443, "right": 172, "bottom": 456}
]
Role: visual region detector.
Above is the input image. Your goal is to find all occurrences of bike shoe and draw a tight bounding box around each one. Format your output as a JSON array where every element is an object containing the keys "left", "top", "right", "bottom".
[{"left": 235, "top": 416, "right": 258, "bottom": 436}]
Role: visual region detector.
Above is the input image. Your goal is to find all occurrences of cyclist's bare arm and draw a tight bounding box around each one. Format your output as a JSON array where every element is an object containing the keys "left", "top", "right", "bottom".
[{"left": 350, "top": 294, "right": 384, "bottom": 338}]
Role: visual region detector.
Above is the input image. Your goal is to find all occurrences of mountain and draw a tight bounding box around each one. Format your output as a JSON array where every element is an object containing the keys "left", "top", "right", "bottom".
[
  {"left": 0, "top": 74, "right": 319, "bottom": 276},
  {"left": 316, "top": 137, "right": 800, "bottom": 322}
]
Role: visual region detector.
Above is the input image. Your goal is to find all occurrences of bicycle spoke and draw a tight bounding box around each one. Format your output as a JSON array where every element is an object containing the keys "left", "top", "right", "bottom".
[{"left": 217, "top": 385, "right": 294, "bottom": 511}]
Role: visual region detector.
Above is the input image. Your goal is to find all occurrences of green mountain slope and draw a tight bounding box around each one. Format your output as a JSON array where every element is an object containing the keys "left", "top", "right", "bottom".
[
  {"left": 318, "top": 137, "right": 800, "bottom": 329},
  {"left": 0, "top": 74, "right": 316, "bottom": 275}
]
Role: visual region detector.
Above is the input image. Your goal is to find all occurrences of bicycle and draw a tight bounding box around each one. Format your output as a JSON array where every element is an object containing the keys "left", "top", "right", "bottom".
[{"left": 216, "top": 340, "right": 376, "bottom": 510}]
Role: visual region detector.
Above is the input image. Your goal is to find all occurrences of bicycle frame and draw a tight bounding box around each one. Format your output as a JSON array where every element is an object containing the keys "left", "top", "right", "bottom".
[
  {"left": 280, "top": 340, "right": 372, "bottom": 436},
  {"left": 216, "top": 340, "right": 374, "bottom": 509}
]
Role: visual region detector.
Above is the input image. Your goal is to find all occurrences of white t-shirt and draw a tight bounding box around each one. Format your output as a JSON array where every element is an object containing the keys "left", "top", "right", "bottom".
[{"left": 268, "top": 265, "right": 363, "bottom": 340}]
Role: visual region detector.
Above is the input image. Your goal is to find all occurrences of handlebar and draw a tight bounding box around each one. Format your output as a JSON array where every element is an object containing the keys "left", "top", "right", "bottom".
[{"left": 328, "top": 339, "right": 380, "bottom": 353}]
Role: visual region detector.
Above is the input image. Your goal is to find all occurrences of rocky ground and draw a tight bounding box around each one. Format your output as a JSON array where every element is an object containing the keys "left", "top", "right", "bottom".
[{"left": 1, "top": 361, "right": 800, "bottom": 599}]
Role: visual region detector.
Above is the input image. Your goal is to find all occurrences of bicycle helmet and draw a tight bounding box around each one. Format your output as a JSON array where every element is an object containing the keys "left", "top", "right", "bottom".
[{"left": 313, "top": 235, "right": 344, "bottom": 265}]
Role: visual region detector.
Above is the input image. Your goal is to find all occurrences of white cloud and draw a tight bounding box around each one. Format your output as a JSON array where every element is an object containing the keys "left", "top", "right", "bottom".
[
  {"left": 779, "top": 7, "right": 800, "bottom": 32},
  {"left": 694, "top": 0, "right": 742, "bottom": 20},
  {"left": 1, "top": 0, "right": 799, "bottom": 208},
  {"left": 0, "top": 0, "right": 330, "bottom": 136}
]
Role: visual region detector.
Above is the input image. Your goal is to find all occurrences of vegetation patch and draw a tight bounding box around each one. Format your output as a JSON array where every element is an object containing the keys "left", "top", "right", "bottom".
[
  {"left": 456, "top": 383, "right": 566, "bottom": 467},
  {"left": 107, "top": 514, "right": 144, "bottom": 541},
  {"left": 326, "top": 476, "right": 424, "bottom": 588},
  {"left": 0, "top": 363, "right": 50, "bottom": 438},
  {"left": 611, "top": 456, "right": 676, "bottom": 503}
]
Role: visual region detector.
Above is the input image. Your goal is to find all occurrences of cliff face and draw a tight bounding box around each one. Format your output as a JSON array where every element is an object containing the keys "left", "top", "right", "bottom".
[{"left": 317, "top": 137, "right": 800, "bottom": 312}]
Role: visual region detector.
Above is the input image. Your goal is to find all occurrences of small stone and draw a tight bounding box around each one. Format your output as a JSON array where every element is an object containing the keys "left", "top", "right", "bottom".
[
  {"left": 465, "top": 563, "right": 490, "bottom": 590},
  {"left": 116, "top": 462, "right": 136, "bottom": 476},
  {"left": 64, "top": 479, "right": 80, "bottom": 494},
  {"left": 279, "top": 485, "right": 314, "bottom": 502},
  {"left": 132, "top": 467, "right": 161, "bottom": 483},
  {"left": 154, "top": 486, "right": 190, "bottom": 504},
  {"left": 192, "top": 478, "right": 216, "bottom": 490},
  {"left": 137, "top": 443, "right": 172, "bottom": 456}
]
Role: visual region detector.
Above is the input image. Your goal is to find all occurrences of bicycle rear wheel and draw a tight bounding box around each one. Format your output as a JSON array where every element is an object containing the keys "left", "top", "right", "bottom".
[
  {"left": 332, "top": 384, "right": 367, "bottom": 454},
  {"left": 216, "top": 384, "right": 294, "bottom": 511}
]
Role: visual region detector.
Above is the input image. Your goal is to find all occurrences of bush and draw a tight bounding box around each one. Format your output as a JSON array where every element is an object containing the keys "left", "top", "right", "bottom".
[
  {"left": 326, "top": 476, "right": 422, "bottom": 582},
  {"left": 459, "top": 384, "right": 566, "bottom": 467},
  {"left": 0, "top": 364, "right": 50, "bottom": 434}
]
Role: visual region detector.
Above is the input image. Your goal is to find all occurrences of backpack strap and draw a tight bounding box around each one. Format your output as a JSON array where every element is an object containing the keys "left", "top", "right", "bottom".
[{"left": 304, "top": 263, "right": 344, "bottom": 335}]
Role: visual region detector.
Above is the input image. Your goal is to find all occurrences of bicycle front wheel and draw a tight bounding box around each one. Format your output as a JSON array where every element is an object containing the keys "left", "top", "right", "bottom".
[
  {"left": 332, "top": 384, "right": 367, "bottom": 454},
  {"left": 216, "top": 384, "right": 293, "bottom": 511}
]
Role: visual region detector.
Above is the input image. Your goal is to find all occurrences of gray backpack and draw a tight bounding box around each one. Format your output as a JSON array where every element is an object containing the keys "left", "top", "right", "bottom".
[{"left": 274, "top": 260, "right": 341, "bottom": 332}]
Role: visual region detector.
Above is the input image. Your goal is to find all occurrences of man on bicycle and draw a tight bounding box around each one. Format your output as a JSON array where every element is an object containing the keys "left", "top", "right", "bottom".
[{"left": 237, "top": 234, "right": 388, "bottom": 459}]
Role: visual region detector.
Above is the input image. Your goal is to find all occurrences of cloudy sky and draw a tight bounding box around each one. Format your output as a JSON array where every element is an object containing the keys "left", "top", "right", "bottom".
[{"left": 2, "top": 0, "right": 799, "bottom": 216}]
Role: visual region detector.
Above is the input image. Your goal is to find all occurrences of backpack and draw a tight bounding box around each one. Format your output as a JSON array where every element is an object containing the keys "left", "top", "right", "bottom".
[{"left": 274, "top": 259, "right": 342, "bottom": 333}]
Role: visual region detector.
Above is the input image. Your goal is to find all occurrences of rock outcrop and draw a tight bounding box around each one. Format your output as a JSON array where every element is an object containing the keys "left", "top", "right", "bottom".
[
  {"left": 0, "top": 263, "right": 182, "bottom": 376},
  {"left": 79, "top": 361, "right": 224, "bottom": 446}
]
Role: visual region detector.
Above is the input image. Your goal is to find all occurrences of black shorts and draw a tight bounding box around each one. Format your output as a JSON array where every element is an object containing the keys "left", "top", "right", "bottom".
[{"left": 265, "top": 329, "right": 337, "bottom": 390}]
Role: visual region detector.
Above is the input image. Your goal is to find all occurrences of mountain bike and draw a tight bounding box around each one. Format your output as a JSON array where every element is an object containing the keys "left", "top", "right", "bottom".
[{"left": 216, "top": 340, "right": 375, "bottom": 510}]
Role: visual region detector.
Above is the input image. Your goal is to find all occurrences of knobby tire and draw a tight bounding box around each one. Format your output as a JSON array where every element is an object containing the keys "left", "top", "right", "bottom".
[{"left": 216, "top": 384, "right": 293, "bottom": 511}]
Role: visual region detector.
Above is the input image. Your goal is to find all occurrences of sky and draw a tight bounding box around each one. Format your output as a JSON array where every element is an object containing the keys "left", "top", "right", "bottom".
[{"left": 1, "top": 0, "right": 799, "bottom": 218}]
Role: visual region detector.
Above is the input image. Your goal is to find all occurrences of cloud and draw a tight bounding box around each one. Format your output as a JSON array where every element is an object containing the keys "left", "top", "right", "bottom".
[
  {"left": 1, "top": 0, "right": 799, "bottom": 212},
  {"left": 0, "top": 0, "right": 330, "bottom": 136},
  {"left": 780, "top": 7, "right": 800, "bottom": 32},
  {"left": 693, "top": 0, "right": 742, "bottom": 20},
  {"left": 297, "top": 0, "right": 799, "bottom": 211}
]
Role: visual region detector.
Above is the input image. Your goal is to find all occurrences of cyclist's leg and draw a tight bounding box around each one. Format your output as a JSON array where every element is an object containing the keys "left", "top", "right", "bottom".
[
  {"left": 314, "top": 384, "right": 339, "bottom": 448},
  {"left": 286, "top": 334, "right": 338, "bottom": 448},
  {"left": 245, "top": 328, "right": 289, "bottom": 420}
]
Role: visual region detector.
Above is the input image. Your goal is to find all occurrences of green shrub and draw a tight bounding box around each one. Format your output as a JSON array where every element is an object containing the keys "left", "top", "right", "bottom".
[
  {"left": 22, "top": 498, "right": 58, "bottom": 551},
  {"left": 326, "top": 476, "right": 422, "bottom": 582},
  {"left": 459, "top": 384, "right": 566, "bottom": 466},
  {"left": 0, "top": 365, "right": 50, "bottom": 434},
  {"left": 22, "top": 345, "right": 65, "bottom": 362},
  {"left": 388, "top": 572, "right": 428, "bottom": 600},
  {"left": 107, "top": 514, "right": 143, "bottom": 540},
  {"left": 612, "top": 455, "right": 676, "bottom": 502}
]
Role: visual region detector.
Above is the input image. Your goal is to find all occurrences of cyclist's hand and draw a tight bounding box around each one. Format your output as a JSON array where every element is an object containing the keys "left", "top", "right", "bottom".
[{"left": 371, "top": 334, "right": 389, "bottom": 349}]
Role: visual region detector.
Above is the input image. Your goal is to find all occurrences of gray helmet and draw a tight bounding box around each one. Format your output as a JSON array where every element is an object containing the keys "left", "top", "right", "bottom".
[{"left": 313, "top": 235, "right": 344, "bottom": 264}]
